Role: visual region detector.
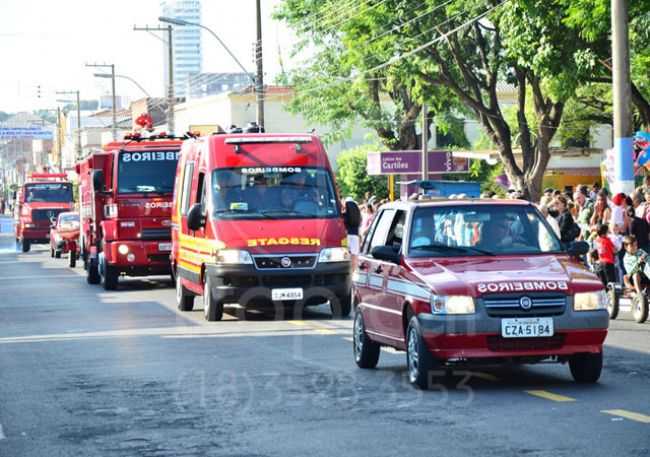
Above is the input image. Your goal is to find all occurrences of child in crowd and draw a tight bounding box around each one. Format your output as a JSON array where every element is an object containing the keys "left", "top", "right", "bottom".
[
  {"left": 622, "top": 235, "right": 650, "bottom": 295},
  {"left": 594, "top": 223, "right": 619, "bottom": 287}
]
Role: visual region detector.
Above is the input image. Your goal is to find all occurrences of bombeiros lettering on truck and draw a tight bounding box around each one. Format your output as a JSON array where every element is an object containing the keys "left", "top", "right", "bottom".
[{"left": 76, "top": 130, "right": 184, "bottom": 290}]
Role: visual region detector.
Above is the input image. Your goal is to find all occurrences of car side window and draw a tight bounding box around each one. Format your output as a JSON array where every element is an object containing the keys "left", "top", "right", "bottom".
[
  {"left": 180, "top": 162, "right": 194, "bottom": 215},
  {"left": 369, "top": 209, "right": 396, "bottom": 252},
  {"left": 385, "top": 210, "right": 406, "bottom": 251}
]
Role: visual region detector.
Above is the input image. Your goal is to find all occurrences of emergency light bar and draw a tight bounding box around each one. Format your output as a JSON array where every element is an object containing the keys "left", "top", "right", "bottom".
[
  {"left": 225, "top": 136, "right": 312, "bottom": 145},
  {"left": 29, "top": 173, "right": 68, "bottom": 181}
]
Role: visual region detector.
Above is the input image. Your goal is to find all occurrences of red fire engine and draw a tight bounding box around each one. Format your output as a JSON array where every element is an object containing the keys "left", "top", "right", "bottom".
[
  {"left": 14, "top": 173, "right": 74, "bottom": 252},
  {"left": 76, "top": 133, "right": 182, "bottom": 289}
]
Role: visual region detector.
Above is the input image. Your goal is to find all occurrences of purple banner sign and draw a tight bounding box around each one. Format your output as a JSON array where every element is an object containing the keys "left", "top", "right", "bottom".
[{"left": 367, "top": 150, "right": 469, "bottom": 175}]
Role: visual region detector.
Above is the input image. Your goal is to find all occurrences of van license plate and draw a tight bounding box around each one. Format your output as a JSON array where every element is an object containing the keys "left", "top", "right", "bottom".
[
  {"left": 158, "top": 242, "right": 172, "bottom": 251},
  {"left": 501, "top": 317, "right": 554, "bottom": 338},
  {"left": 272, "top": 288, "right": 303, "bottom": 301}
]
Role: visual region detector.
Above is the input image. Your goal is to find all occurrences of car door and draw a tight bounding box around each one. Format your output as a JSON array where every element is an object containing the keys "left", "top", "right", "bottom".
[{"left": 357, "top": 208, "right": 396, "bottom": 339}]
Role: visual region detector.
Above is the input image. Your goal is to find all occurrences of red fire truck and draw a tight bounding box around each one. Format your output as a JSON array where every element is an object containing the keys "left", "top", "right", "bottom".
[
  {"left": 76, "top": 134, "right": 182, "bottom": 289},
  {"left": 14, "top": 173, "right": 74, "bottom": 252}
]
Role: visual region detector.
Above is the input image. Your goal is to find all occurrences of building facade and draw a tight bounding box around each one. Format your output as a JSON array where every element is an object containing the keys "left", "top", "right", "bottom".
[{"left": 161, "top": 0, "right": 202, "bottom": 98}]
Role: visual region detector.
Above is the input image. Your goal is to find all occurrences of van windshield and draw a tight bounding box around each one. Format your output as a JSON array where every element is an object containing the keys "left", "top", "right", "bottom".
[
  {"left": 408, "top": 204, "right": 562, "bottom": 256},
  {"left": 24, "top": 183, "right": 73, "bottom": 203},
  {"left": 211, "top": 167, "right": 339, "bottom": 219},
  {"left": 117, "top": 150, "right": 179, "bottom": 194}
]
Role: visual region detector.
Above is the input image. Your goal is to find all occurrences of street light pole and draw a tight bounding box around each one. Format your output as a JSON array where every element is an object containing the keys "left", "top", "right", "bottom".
[
  {"left": 85, "top": 63, "right": 118, "bottom": 140},
  {"left": 255, "top": 0, "right": 265, "bottom": 131},
  {"left": 133, "top": 25, "right": 176, "bottom": 134}
]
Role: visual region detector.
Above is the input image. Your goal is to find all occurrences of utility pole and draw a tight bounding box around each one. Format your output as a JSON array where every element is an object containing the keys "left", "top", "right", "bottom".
[
  {"left": 421, "top": 104, "right": 428, "bottom": 181},
  {"left": 612, "top": 0, "right": 634, "bottom": 194},
  {"left": 255, "top": 0, "right": 265, "bottom": 131},
  {"left": 56, "top": 90, "right": 82, "bottom": 164},
  {"left": 85, "top": 63, "right": 118, "bottom": 140},
  {"left": 56, "top": 106, "right": 62, "bottom": 171},
  {"left": 134, "top": 25, "right": 175, "bottom": 134}
]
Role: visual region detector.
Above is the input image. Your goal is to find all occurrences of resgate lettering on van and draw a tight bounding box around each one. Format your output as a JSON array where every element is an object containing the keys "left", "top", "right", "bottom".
[{"left": 171, "top": 133, "right": 354, "bottom": 321}]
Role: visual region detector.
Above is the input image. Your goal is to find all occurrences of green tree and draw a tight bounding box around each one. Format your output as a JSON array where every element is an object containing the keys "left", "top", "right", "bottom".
[{"left": 336, "top": 145, "right": 388, "bottom": 200}]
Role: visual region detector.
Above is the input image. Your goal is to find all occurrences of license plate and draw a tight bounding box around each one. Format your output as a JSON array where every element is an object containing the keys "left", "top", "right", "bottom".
[
  {"left": 158, "top": 242, "right": 172, "bottom": 251},
  {"left": 501, "top": 317, "right": 554, "bottom": 338},
  {"left": 271, "top": 288, "right": 303, "bottom": 301}
]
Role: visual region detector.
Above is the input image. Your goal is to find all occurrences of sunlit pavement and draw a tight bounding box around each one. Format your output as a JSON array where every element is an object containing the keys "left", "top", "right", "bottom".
[{"left": 0, "top": 244, "right": 649, "bottom": 456}]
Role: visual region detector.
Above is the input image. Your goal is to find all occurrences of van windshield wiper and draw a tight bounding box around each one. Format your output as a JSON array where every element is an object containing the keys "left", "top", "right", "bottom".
[{"left": 410, "top": 242, "right": 495, "bottom": 256}]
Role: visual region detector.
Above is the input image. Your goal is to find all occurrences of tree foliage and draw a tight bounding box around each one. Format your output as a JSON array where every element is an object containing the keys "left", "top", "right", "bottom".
[{"left": 336, "top": 145, "right": 388, "bottom": 201}]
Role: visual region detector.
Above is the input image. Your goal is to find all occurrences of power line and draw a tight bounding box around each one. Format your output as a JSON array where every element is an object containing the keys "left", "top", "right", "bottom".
[{"left": 321, "top": 0, "right": 392, "bottom": 34}]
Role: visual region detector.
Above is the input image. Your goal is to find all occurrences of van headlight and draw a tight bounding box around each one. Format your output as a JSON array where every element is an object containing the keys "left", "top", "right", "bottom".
[
  {"left": 574, "top": 291, "right": 607, "bottom": 311},
  {"left": 430, "top": 295, "right": 475, "bottom": 315},
  {"left": 215, "top": 249, "right": 253, "bottom": 265},
  {"left": 318, "top": 247, "right": 351, "bottom": 263}
]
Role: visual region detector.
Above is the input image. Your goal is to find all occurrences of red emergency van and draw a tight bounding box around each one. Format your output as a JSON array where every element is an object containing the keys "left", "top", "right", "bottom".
[
  {"left": 352, "top": 198, "right": 608, "bottom": 389},
  {"left": 15, "top": 173, "right": 74, "bottom": 252},
  {"left": 171, "top": 133, "right": 352, "bottom": 320},
  {"left": 76, "top": 134, "right": 182, "bottom": 289}
]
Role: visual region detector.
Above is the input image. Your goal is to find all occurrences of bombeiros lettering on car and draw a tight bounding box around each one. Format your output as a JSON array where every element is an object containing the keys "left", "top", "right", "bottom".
[
  {"left": 247, "top": 237, "right": 321, "bottom": 247},
  {"left": 121, "top": 151, "right": 179, "bottom": 162},
  {"left": 477, "top": 280, "right": 569, "bottom": 294}
]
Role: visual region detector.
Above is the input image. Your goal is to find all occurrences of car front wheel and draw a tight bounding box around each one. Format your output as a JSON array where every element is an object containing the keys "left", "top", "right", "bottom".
[
  {"left": 406, "top": 316, "right": 438, "bottom": 390},
  {"left": 203, "top": 276, "right": 223, "bottom": 321}
]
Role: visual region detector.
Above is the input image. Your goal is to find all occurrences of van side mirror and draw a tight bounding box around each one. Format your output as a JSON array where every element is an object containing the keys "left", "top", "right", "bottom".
[
  {"left": 371, "top": 245, "right": 400, "bottom": 264},
  {"left": 187, "top": 203, "right": 205, "bottom": 231},
  {"left": 92, "top": 170, "right": 105, "bottom": 193},
  {"left": 566, "top": 240, "right": 589, "bottom": 257}
]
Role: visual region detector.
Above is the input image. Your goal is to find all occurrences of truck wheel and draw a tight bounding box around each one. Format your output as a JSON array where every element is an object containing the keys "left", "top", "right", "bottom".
[
  {"left": 203, "top": 276, "right": 223, "bottom": 322},
  {"left": 54, "top": 250, "right": 61, "bottom": 259},
  {"left": 406, "top": 316, "right": 438, "bottom": 390},
  {"left": 632, "top": 293, "right": 649, "bottom": 323},
  {"left": 86, "top": 258, "right": 100, "bottom": 284},
  {"left": 102, "top": 264, "right": 119, "bottom": 291},
  {"left": 21, "top": 239, "right": 30, "bottom": 253},
  {"left": 569, "top": 352, "right": 603, "bottom": 383},
  {"left": 331, "top": 293, "right": 352, "bottom": 318},
  {"left": 176, "top": 274, "right": 194, "bottom": 311},
  {"left": 607, "top": 285, "right": 619, "bottom": 320},
  {"left": 69, "top": 251, "right": 76, "bottom": 268},
  {"left": 353, "top": 310, "right": 380, "bottom": 369}
]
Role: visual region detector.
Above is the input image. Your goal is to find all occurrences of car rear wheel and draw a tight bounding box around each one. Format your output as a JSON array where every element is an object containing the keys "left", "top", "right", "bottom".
[
  {"left": 632, "top": 293, "right": 649, "bottom": 323},
  {"left": 353, "top": 310, "right": 380, "bottom": 369},
  {"left": 203, "top": 276, "right": 223, "bottom": 322},
  {"left": 176, "top": 274, "right": 194, "bottom": 312},
  {"left": 606, "top": 285, "right": 619, "bottom": 320},
  {"left": 569, "top": 352, "right": 603, "bottom": 383},
  {"left": 406, "top": 316, "right": 438, "bottom": 390}
]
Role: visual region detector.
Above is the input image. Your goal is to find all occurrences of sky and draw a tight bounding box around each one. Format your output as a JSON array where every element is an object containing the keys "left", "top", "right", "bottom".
[{"left": 0, "top": 0, "right": 300, "bottom": 113}]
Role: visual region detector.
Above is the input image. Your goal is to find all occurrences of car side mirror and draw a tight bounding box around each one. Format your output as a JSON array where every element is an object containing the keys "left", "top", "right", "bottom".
[
  {"left": 92, "top": 170, "right": 105, "bottom": 193},
  {"left": 187, "top": 203, "right": 205, "bottom": 231},
  {"left": 371, "top": 245, "right": 401, "bottom": 264},
  {"left": 566, "top": 240, "right": 589, "bottom": 257}
]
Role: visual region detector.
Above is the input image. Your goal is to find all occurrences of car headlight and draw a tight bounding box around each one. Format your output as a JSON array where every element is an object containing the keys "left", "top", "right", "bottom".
[
  {"left": 118, "top": 244, "right": 129, "bottom": 255},
  {"left": 430, "top": 295, "right": 475, "bottom": 315},
  {"left": 215, "top": 249, "right": 253, "bottom": 264},
  {"left": 574, "top": 290, "right": 607, "bottom": 311},
  {"left": 318, "top": 247, "right": 351, "bottom": 263}
]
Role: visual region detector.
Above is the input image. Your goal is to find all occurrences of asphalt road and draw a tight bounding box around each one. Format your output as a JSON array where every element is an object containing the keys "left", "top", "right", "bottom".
[{"left": 0, "top": 238, "right": 649, "bottom": 456}]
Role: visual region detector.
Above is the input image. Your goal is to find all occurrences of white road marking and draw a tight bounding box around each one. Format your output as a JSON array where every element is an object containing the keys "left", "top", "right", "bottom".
[{"left": 0, "top": 274, "right": 80, "bottom": 281}]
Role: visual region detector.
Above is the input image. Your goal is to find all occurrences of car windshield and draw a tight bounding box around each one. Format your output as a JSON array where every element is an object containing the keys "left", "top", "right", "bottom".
[
  {"left": 24, "top": 183, "right": 73, "bottom": 203},
  {"left": 117, "top": 150, "right": 179, "bottom": 194},
  {"left": 211, "top": 166, "right": 339, "bottom": 219},
  {"left": 408, "top": 204, "right": 562, "bottom": 256}
]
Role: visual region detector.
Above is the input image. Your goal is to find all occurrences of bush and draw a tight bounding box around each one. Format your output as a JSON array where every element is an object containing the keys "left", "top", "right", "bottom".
[{"left": 336, "top": 145, "right": 388, "bottom": 201}]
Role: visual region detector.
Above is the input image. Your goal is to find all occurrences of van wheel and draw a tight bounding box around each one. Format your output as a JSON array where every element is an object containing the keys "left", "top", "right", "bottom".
[
  {"left": 21, "top": 239, "right": 30, "bottom": 253},
  {"left": 69, "top": 251, "right": 76, "bottom": 268},
  {"left": 406, "top": 316, "right": 438, "bottom": 390},
  {"left": 87, "top": 258, "right": 100, "bottom": 284},
  {"left": 632, "top": 293, "right": 649, "bottom": 323},
  {"left": 353, "top": 310, "right": 380, "bottom": 368},
  {"left": 176, "top": 274, "right": 194, "bottom": 311},
  {"left": 203, "top": 276, "right": 223, "bottom": 321},
  {"left": 331, "top": 293, "right": 352, "bottom": 318},
  {"left": 54, "top": 249, "right": 61, "bottom": 259},
  {"left": 607, "top": 286, "right": 619, "bottom": 320},
  {"left": 569, "top": 352, "right": 603, "bottom": 383}
]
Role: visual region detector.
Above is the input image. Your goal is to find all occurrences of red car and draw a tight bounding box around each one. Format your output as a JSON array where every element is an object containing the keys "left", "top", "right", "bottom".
[
  {"left": 50, "top": 211, "right": 80, "bottom": 267},
  {"left": 352, "top": 198, "right": 608, "bottom": 389}
]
